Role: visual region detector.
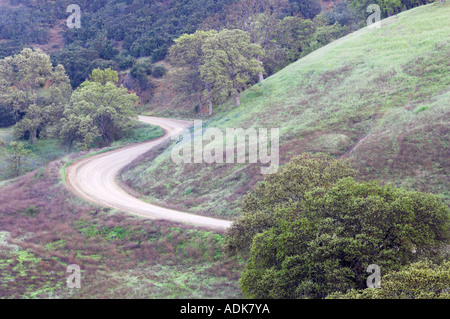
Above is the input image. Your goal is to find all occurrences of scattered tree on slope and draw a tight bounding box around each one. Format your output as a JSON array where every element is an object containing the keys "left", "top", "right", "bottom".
[
  {"left": 1, "top": 141, "right": 31, "bottom": 178},
  {"left": 169, "top": 30, "right": 218, "bottom": 116},
  {"left": 0, "top": 48, "right": 72, "bottom": 144},
  {"left": 60, "top": 69, "right": 139, "bottom": 150},
  {"left": 201, "top": 29, "right": 264, "bottom": 107}
]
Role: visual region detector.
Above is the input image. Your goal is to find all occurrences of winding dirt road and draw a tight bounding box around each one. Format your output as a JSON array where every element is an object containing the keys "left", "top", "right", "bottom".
[{"left": 65, "top": 116, "right": 233, "bottom": 231}]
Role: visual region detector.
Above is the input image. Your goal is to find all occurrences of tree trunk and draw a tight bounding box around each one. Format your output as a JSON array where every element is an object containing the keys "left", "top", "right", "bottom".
[
  {"left": 235, "top": 89, "right": 241, "bottom": 107},
  {"left": 30, "top": 128, "right": 36, "bottom": 144},
  {"left": 257, "top": 57, "right": 264, "bottom": 82},
  {"left": 206, "top": 85, "right": 213, "bottom": 116},
  {"left": 259, "top": 72, "right": 264, "bottom": 83},
  {"left": 196, "top": 93, "right": 203, "bottom": 118},
  {"left": 208, "top": 95, "right": 213, "bottom": 116}
]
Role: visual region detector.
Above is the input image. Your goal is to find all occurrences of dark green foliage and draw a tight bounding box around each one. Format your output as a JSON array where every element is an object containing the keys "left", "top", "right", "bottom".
[
  {"left": 225, "top": 154, "right": 357, "bottom": 258},
  {"left": 239, "top": 182, "right": 449, "bottom": 298},
  {"left": 290, "top": 0, "right": 323, "bottom": 19},
  {"left": 151, "top": 47, "right": 169, "bottom": 63},
  {"left": 116, "top": 54, "right": 135, "bottom": 70},
  {"left": 273, "top": 16, "right": 317, "bottom": 64},
  {"left": 0, "top": 5, "right": 50, "bottom": 45},
  {"left": 328, "top": 259, "right": 450, "bottom": 299},
  {"left": 0, "top": 40, "right": 25, "bottom": 60},
  {"left": 347, "top": 0, "right": 435, "bottom": 18},
  {"left": 51, "top": 45, "right": 102, "bottom": 88},
  {"left": 2, "top": 0, "right": 235, "bottom": 89},
  {"left": 0, "top": 102, "right": 15, "bottom": 128},
  {"left": 228, "top": 155, "right": 449, "bottom": 299},
  {"left": 152, "top": 65, "right": 168, "bottom": 78},
  {"left": 91, "top": 59, "right": 116, "bottom": 73},
  {"left": 325, "top": 3, "right": 359, "bottom": 26},
  {"left": 99, "top": 41, "right": 120, "bottom": 60},
  {"left": 61, "top": 0, "right": 235, "bottom": 61},
  {"left": 130, "top": 61, "right": 154, "bottom": 89},
  {"left": 131, "top": 62, "right": 152, "bottom": 78}
]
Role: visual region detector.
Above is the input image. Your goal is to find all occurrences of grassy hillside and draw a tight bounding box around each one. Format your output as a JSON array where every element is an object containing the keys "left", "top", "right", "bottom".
[{"left": 123, "top": 3, "right": 450, "bottom": 219}]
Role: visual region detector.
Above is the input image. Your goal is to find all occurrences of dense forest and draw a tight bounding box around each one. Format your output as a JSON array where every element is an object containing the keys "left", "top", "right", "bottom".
[
  {"left": 0, "top": 0, "right": 431, "bottom": 102},
  {"left": 0, "top": 0, "right": 361, "bottom": 89},
  {"left": 0, "top": 0, "right": 439, "bottom": 143}
]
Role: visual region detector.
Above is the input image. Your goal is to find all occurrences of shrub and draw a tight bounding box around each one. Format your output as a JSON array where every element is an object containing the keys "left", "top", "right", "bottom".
[
  {"left": 117, "top": 54, "right": 135, "bottom": 70},
  {"left": 290, "top": 0, "right": 322, "bottom": 19},
  {"left": 23, "top": 205, "right": 39, "bottom": 217},
  {"left": 0, "top": 102, "right": 16, "bottom": 128},
  {"left": 325, "top": 3, "right": 357, "bottom": 26},
  {"left": 130, "top": 62, "right": 154, "bottom": 89},
  {"left": 328, "top": 259, "right": 450, "bottom": 299},
  {"left": 2, "top": 141, "right": 31, "bottom": 178},
  {"left": 152, "top": 65, "right": 168, "bottom": 78}
]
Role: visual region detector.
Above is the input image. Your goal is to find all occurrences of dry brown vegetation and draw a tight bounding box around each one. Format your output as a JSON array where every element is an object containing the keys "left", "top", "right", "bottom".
[{"left": 0, "top": 158, "right": 242, "bottom": 298}]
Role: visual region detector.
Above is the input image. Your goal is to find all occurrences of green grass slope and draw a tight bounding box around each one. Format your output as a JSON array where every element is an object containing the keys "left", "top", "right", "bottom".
[{"left": 123, "top": 3, "right": 450, "bottom": 219}]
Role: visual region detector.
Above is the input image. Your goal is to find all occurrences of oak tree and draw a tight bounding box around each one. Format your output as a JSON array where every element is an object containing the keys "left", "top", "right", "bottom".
[
  {"left": 328, "top": 259, "right": 450, "bottom": 299},
  {"left": 60, "top": 74, "right": 138, "bottom": 150},
  {"left": 89, "top": 68, "right": 119, "bottom": 85},
  {"left": 0, "top": 48, "right": 72, "bottom": 143},
  {"left": 169, "top": 30, "right": 218, "bottom": 116},
  {"left": 224, "top": 0, "right": 290, "bottom": 81},
  {"left": 2, "top": 141, "right": 31, "bottom": 178},
  {"left": 201, "top": 29, "right": 264, "bottom": 108},
  {"left": 226, "top": 154, "right": 450, "bottom": 299}
]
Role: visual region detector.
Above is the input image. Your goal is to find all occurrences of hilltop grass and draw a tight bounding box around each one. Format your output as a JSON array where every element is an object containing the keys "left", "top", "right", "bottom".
[{"left": 122, "top": 3, "right": 450, "bottom": 219}]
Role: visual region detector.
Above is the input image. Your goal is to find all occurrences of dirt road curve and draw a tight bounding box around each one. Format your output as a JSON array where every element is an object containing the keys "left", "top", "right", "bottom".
[{"left": 65, "top": 116, "right": 233, "bottom": 231}]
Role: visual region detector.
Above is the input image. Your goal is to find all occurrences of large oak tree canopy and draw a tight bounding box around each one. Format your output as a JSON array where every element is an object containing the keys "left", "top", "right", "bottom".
[
  {"left": 226, "top": 154, "right": 450, "bottom": 299},
  {"left": 0, "top": 48, "right": 72, "bottom": 142},
  {"left": 60, "top": 72, "right": 139, "bottom": 150}
]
